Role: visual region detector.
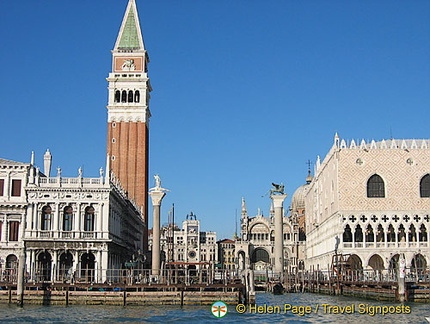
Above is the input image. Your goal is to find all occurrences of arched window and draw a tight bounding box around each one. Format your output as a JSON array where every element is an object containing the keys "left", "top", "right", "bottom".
[
  {"left": 128, "top": 90, "right": 134, "bottom": 102},
  {"left": 81, "top": 252, "right": 95, "bottom": 282},
  {"left": 387, "top": 224, "right": 395, "bottom": 242},
  {"left": 121, "top": 90, "right": 127, "bottom": 103},
  {"left": 419, "top": 224, "right": 428, "bottom": 242},
  {"left": 398, "top": 224, "right": 406, "bottom": 242},
  {"left": 134, "top": 90, "right": 140, "bottom": 103},
  {"left": 376, "top": 224, "right": 385, "bottom": 242},
  {"left": 409, "top": 224, "right": 417, "bottom": 242},
  {"left": 84, "top": 206, "right": 95, "bottom": 232},
  {"left": 354, "top": 225, "right": 363, "bottom": 242},
  {"left": 63, "top": 206, "right": 73, "bottom": 231},
  {"left": 367, "top": 174, "right": 385, "bottom": 198},
  {"left": 41, "top": 205, "right": 52, "bottom": 231},
  {"left": 37, "top": 251, "right": 52, "bottom": 282},
  {"left": 114, "top": 90, "right": 121, "bottom": 103},
  {"left": 420, "top": 174, "right": 430, "bottom": 198},
  {"left": 365, "top": 225, "right": 374, "bottom": 242},
  {"left": 343, "top": 225, "right": 352, "bottom": 242},
  {"left": 251, "top": 248, "right": 270, "bottom": 263}
]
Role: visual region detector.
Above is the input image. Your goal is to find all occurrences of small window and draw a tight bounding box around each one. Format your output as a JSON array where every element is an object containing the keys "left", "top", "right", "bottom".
[
  {"left": 128, "top": 90, "right": 134, "bottom": 102},
  {"left": 420, "top": 174, "right": 430, "bottom": 198},
  {"left": 11, "top": 180, "right": 21, "bottom": 197},
  {"left": 367, "top": 174, "right": 385, "bottom": 198},
  {"left": 9, "top": 221, "right": 19, "bottom": 241},
  {"left": 0, "top": 179, "right": 4, "bottom": 196},
  {"left": 121, "top": 90, "right": 127, "bottom": 103},
  {"left": 114, "top": 90, "right": 121, "bottom": 103},
  {"left": 134, "top": 90, "right": 140, "bottom": 103}
]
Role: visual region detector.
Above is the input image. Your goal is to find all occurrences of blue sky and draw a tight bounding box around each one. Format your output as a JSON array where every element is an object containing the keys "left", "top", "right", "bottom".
[{"left": 1, "top": 1, "right": 429, "bottom": 240}]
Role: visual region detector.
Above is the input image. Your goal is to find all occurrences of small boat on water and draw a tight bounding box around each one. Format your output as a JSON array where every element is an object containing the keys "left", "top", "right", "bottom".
[{"left": 272, "top": 282, "right": 284, "bottom": 295}]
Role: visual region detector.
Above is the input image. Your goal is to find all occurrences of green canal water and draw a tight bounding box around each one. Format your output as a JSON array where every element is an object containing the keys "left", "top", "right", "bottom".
[{"left": 0, "top": 293, "right": 428, "bottom": 323}]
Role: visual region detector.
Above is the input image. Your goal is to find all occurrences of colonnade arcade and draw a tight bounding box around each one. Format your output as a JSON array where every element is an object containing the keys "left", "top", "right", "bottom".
[
  {"left": 342, "top": 253, "right": 427, "bottom": 273},
  {"left": 342, "top": 213, "right": 429, "bottom": 248},
  {"left": 25, "top": 248, "right": 106, "bottom": 283}
]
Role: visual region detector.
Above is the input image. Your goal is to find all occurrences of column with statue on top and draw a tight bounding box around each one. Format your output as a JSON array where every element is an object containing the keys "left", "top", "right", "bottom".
[
  {"left": 270, "top": 183, "right": 287, "bottom": 279},
  {"left": 149, "top": 175, "right": 169, "bottom": 279}
]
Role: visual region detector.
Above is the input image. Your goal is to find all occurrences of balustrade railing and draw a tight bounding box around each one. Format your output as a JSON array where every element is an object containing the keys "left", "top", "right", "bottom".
[
  {"left": 299, "top": 267, "right": 430, "bottom": 284},
  {"left": 0, "top": 267, "right": 243, "bottom": 286}
]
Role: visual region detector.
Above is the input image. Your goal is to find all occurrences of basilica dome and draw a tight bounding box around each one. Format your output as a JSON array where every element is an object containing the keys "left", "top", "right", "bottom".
[{"left": 291, "top": 171, "right": 312, "bottom": 213}]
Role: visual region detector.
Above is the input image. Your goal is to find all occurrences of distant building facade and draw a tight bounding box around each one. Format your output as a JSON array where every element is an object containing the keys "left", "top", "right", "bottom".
[
  {"left": 217, "top": 239, "right": 235, "bottom": 270},
  {"left": 235, "top": 197, "right": 303, "bottom": 273},
  {"left": 149, "top": 212, "right": 217, "bottom": 269},
  {"left": 304, "top": 135, "right": 430, "bottom": 272}
]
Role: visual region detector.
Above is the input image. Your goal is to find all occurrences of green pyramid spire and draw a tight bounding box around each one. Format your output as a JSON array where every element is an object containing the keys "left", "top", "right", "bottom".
[
  {"left": 118, "top": 9, "right": 140, "bottom": 49},
  {"left": 114, "top": 0, "right": 144, "bottom": 51}
]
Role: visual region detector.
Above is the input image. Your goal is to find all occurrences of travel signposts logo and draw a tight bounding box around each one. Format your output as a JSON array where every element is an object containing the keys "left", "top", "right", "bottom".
[{"left": 211, "top": 301, "right": 228, "bottom": 318}]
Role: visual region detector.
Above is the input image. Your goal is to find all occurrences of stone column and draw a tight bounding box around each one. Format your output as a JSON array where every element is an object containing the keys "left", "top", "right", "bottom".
[
  {"left": 16, "top": 248, "right": 26, "bottom": 306},
  {"left": 271, "top": 194, "right": 287, "bottom": 277},
  {"left": 149, "top": 190, "right": 166, "bottom": 276},
  {"left": 53, "top": 204, "right": 59, "bottom": 238},
  {"left": 101, "top": 250, "right": 108, "bottom": 282}
]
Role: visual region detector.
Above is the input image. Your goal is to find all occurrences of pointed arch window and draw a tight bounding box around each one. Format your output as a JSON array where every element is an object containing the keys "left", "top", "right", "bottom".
[
  {"left": 121, "top": 90, "right": 127, "bottom": 103},
  {"left": 134, "top": 90, "right": 140, "bottom": 103},
  {"left": 343, "top": 225, "right": 352, "bottom": 242},
  {"left": 420, "top": 174, "right": 430, "bottom": 198},
  {"left": 114, "top": 90, "right": 121, "bottom": 103},
  {"left": 128, "top": 90, "right": 134, "bottom": 103},
  {"left": 365, "top": 225, "right": 374, "bottom": 242},
  {"left": 367, "top": 174, "right": 385, "bottom": 198},
  {"left": 354, "top": 225, "right": 363, "bottom": 242}
]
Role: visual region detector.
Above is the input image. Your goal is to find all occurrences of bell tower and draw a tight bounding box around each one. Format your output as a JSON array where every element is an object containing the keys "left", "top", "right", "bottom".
[{"left": 107, "top": 0, "right": 151, "bottom": 247}]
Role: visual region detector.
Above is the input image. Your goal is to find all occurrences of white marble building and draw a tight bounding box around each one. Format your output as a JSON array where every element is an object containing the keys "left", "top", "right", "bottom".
[
  {"left": 0, "top": 158, "right": 29, "bottom": 281},
  {"left": 0, "top": 151, "right": 144, "bottom": 283},
  {"left": 304, "top": 134, "right": 430, "bottom": 272}
]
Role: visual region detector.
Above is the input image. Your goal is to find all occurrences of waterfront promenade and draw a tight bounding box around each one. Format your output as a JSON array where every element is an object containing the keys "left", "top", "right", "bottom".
[{"left": 0, "top": 293, "right": 428, "bottom": 323}]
